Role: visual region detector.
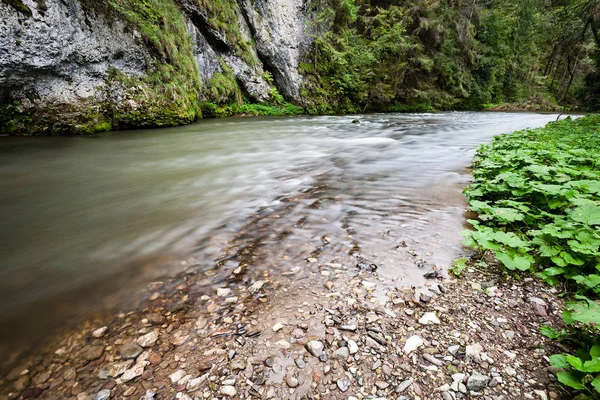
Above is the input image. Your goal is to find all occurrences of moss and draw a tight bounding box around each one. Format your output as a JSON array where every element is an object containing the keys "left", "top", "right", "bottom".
[
  {"left": 2, "top": 0, "right": 33, "bottom": 16},
  {"left": 200, "top": 101, "right": 303, "bottom": 118}
]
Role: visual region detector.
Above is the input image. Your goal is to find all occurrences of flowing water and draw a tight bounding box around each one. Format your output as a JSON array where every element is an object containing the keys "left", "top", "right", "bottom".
[{"left": 0, "top": 112, "right": 562, "bottom": 346}]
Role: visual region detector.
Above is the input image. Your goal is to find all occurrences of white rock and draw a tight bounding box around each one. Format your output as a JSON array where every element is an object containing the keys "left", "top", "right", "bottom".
[
  {"left": 418, "top": 312, "right": 441, "bottom": 324},
  {"left": 465, "top": 343, "right": 484, "bottom": 360},
  {"left": 220, "top": 385, "right": 237, "bottom": 397},
  {"left": 272, "top": 322, "right": 284, "bottom": 332},
  {"left": 169, "top": 370, "right": 186, "bottom": 383},
  {"left": 95, "top": 389, "right": 111, "bottom": 400},
  {"left": 136, "top": 331, "right": 159, "bottom": 348},
  {"left": 362, "top": 281, "right": 377, "bottom": 290},
  {"left": 404, "top": 335, "right": 424, "bottom": 354},
  {"left": 217, "top": 288, "right": 231, "bottom": 297},
  {"left": 348, "top": 340, "right": 359, "bottom": 355},
  {"left": 92, "top": 327, "right": 108, "bottom": 338}
]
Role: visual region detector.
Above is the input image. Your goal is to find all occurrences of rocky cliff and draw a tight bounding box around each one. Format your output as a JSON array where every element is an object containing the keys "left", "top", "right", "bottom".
[{"left": 0, "top": 0, "right": 312, "bottom": 134}]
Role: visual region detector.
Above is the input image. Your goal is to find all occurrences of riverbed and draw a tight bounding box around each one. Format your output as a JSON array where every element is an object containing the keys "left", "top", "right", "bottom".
[{"left": 0, "top": 112, "right": 561, "bottom": 353}]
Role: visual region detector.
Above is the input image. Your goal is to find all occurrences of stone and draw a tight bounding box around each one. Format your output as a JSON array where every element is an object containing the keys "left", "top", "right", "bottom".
[
  {"left": 92, "top": 327, "right": 108, "bottom": 338},
  {"left": 467, "top": 373, "right": 489, "bottom": 392},
  {"left": 95, "top": 389, "right": 111, "bottom": 400},
  {"left": 217, "top": 288, "right": 231, "bottom": 297},
  {"left": 285, "top": 372, "right": 299, "bottom": 388},
  {"left": 340, "top": 324, "right": 357, "bottom": 331},
  {"left": 466, "top": 343, "right": 484, "bottom": 360},
  {"left": 448, "top": 345, "right": 460, "bottom": 355},
  {"left": 272, "top": 322, "right": 284, "bottom": 332},
  {"left": 396, "top": 379, "right": 413, "bottom": 393},
  {"left": 137, "top": 331, "right": 159, "bottom": 347},
  {"left": 220, "top": 385, "right": 237, "bottom": 397},
  {"left": 169, "top": 370, "right": 186, "bottom": 384},
  {"left": 81, "top": 345, "right": 104, "bottom": 361},
  {"left": 108, "top": 361, "right": 134, "bottom": 378},
  {"left": 404, "top": 335, "right": 424, "bottom": 354},
  {"left": 305, "top": 341, "right": 324, "bottom": 358},
  {"left": 333, "top": 347, "right": 349, "bottom": 359},
  {"left": 348, "top": 340, "right": 359, "bottom": 355},
  {"left": 375, "top": 381, "right": 389, "bottom": 389},
  {"left": 418, "top": 312, "right": 441, "bottom": 324},
  {"left": 337, "top": 378, "right": 350, "bottom": 392},
  {"left": 121, "top": 343, "right": 143, "bottom": 360}
]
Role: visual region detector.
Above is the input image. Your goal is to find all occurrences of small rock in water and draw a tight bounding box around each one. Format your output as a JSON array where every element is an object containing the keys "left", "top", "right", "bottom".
[
  {"left": 404, "top": 335, "right": 424, "bottom": 354},
  {"left": 337, "top": 378, "right": 351, "bottom": 392},
  {"left": 81, "top": 345, "right": 104, "bottom": 361},
  {"left": 356, "top": 262, "right": 377, "bottom": 272},
  {"left": 92, "top": 327, "right": 108, "bottom": 338},
  {"left": 418, "top": 312, "right": 441, "bottom": 324},
  {"left": 136, "top": 331, "right": 159, "bottom": 348},
  {"left": 217, "top": 288, "right": 231, "bottom": 297},
  {"left": 305, "top": 341, "right": 324, "bottom": 358}
]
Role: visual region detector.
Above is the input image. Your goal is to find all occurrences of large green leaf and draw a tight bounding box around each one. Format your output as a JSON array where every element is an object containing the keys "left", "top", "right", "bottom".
[
  {"left": 571, "top": 205, "right": 600, "bottom": 226},
  {"left": 557, "top": 371, "right": 586, "bottom": 390},
  {"left": 495, "top": 250, "right": 533, "bottom": 271},
  {"left": 562, "top": 300, "right": 600, "bottom": 326}
]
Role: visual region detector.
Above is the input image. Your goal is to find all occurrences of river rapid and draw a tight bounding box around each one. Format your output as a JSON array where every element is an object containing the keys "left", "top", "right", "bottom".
[{"left": 0, "top": 112, "right": 562, "bottom": 350}]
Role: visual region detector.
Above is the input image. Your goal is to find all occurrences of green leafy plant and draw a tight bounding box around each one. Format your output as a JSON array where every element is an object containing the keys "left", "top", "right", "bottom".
[{"left": 463, "top": 115, "right": 600, "bottom": 398}]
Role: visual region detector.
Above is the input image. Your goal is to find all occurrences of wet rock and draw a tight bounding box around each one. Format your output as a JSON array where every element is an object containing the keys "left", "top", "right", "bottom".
[
  {"left": 220, "top": 385, "right": 237, "bottom": 397},
  {"left": 467, "top": 373, "right": 489, "bottom": 392},
  {"left": 81, "top": 345, "right": 104, "bottom": 361},
  {"left": 13, "top": 374, "right": 30, "bottom": 391},
  {"left": 357, "top": 262, "right": 377, "bottom": 272},
  {"left": 137, "top": 331, "right": 159, "bottom": 347},
  {"left": 217, "top": 288, "right": 231, "bottom": 297},
  {"left": 418, "top": 312, "right": 441, "bottom": 324},
  {"left": 249, "top": 280, "right": 267, "bottom": 294},
  {"left": 337, "top": 378, "right": 350, "bottom": 392},
  {"left": 146, "top": 313, "right": 166, "bottom": 325},
  {"left": 92, "top": 327, "right": 108, "bottom": 338},
  {"left": 404, "top": 335, "right": 424, "bottom": 354},
  {"left": 95, "top": 389, "right": 111, "bottom": 400},
  {"left": 121, "top": 343, "right": 144, "bottom": 360},
  {"left": 305, "top": 341, "right": 324, "bottom": 358}
]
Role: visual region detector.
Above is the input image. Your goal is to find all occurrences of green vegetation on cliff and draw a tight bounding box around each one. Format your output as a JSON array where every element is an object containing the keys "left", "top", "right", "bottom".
[{"left": 463, "top": 116, "right": 600, "bottom": 398}]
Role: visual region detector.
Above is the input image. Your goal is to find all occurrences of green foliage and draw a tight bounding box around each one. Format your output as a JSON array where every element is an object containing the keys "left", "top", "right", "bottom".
[
  {"left": 200, "top": 101, "right": 303, "bottom": 118},
  {"left": 449, "top": 258, "right": 468, "bottom": 276},
  {"left": 2, "top": 0, "right": 32, "bottom": 16},
  {"left": 463, "top": 115, "right": 600, "bottom": 398}
]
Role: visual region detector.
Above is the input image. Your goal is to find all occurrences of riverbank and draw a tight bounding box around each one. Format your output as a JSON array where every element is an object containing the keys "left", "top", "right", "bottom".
[{"left": 0, "top": 202, "right": 568, "bottom": 400}]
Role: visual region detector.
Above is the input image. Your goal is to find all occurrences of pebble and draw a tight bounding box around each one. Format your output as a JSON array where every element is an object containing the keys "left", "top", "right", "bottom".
[
  {"left": 348, "top": 340, "right": 359, "bottom": 355},
  {"left": 305, "top": 341, "right": 324, "bottom": 357},
  {"left": 448, "top": 345, "right": 460, "bottom": 355},
  {"left": 337, "top": 378, "right": 350, "bottom": 392},
  {"left": 272, "top": 322, "right": 284, "bottom": 332},
  {"left": 136, "top": 331, "right": 159, "bottom": 348},
  {"left": 466, "top": 343, "right": 483, "bottom": 360},
  {"left": 81, "top": 345, "right": 104, "bottom": 361},
  {"left": 404, "top": 335, "right": 424, "bottom": 354},
  {"left": 418, "top": 312, "right": 441, "bottom": 324},
  {"left": 220, "top": 385, "right": 237, "bottom": 397},
  {"left": 285, "top": 372, "right": 299, "bottom": 388},
  {"left": 92, "top": 327, "right": 108, "bottom": 338},
  {"left": 334, "top": 347, "right": 349, "bottom": 359},
  {"left": 467, "top": 373, "right": 489, "bottom": 392},
  {"left": 169, "top": 370, "right": 186, "bottom": 384},
  {"left": 95, "top": 389, "right": 111, "bottom": 400},
  {"left": 217, "top": 288, "right": 231, "bottom": 297},
  {"left": 396, "top": 379, "right": 413, "bottom": 393}
]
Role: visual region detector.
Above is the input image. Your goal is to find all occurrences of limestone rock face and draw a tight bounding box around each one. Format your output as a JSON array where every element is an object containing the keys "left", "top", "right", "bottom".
[{"left": 0, "top": 0, "right": 314, "bottom": 134}]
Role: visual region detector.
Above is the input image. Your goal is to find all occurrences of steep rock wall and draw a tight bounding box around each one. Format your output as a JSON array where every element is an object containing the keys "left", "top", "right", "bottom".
[{"left": 0, "top": 0, "right": 313, "bottom": 135}]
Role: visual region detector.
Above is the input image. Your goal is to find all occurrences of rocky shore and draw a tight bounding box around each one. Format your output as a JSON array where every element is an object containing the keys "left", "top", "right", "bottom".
[
  {"left": 0, "top": 251, "right": 568, "bottom": 400},
  {"left": 0, "top": 180, "right": 570, "bottom": 400}
]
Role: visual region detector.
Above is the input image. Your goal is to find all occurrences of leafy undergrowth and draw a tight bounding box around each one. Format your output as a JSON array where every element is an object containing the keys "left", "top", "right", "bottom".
[{"left": 462, "top": 115, "right": 600, "bottom": 399}]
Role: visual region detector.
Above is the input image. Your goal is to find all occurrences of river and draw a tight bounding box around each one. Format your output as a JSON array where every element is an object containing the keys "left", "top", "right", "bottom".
[{"left": 0, "top": 112, "right": 561, "bottom": 350}]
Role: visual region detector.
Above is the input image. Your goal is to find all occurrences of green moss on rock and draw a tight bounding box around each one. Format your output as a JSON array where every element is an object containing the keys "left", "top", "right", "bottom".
[{"left": 2, "top": 0, "right": 33, "bottom": 16}]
